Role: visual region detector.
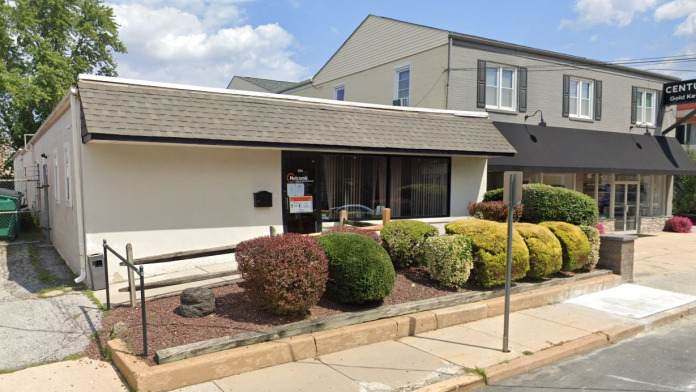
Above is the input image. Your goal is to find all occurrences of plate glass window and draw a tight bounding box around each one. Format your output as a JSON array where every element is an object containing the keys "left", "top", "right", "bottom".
[
  {"left": 395, "top": 66, "right": 410, "bottom": 106},
  {"left": 485, "top": 65, "right": 516, "bottom": 111},
  {"left": 569, "top": 78, "right": 593, "bottom": 119},
  {"left": 636, "top": 88, "right": 656, "bottom": 126},
  {"left": 334, "top": 85, "right": 345, "bottom": 101}
]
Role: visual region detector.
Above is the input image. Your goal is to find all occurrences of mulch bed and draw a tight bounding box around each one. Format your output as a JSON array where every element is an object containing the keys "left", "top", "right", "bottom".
[{"left": 85, "top": 268, "right": 456, "bottom": 365}]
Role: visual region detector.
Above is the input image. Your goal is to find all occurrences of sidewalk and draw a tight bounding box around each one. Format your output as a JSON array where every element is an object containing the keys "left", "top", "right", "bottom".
[
  {"left": 171, "top": 288, "right": 694, "bottom": 392},
  {"left": 0, "top": 358, "right": 127, "bottom": 392}
]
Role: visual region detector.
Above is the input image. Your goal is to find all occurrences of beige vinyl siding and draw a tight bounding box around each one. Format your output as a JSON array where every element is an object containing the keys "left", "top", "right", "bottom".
[
  {"left": 227, "top": 77, "right": 271, "bottom": 92},
  {"left": 290, "top": 44, "right": 450, "bottom": 109},
  {"left": 313, "top": 15, "right": 448, "bottom": 85},
  {"left": 448, "top": 42, "right": 675, "bottom": 133}
]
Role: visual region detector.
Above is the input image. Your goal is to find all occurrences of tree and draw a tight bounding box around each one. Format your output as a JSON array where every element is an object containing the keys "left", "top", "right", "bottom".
[
  {"left": 0, "top": 0, "right": 125, "bottom": 149},
  {"left": 674, "top": 149, "right": 696, "bottom": 215}
]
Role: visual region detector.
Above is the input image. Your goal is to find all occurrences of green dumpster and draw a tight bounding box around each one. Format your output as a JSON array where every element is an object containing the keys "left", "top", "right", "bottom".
[{"left": 0, "top": 190, "right": 21, "bottom": 239}]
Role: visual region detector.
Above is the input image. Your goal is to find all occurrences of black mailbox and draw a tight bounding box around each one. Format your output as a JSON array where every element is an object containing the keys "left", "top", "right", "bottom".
[{"left": 253, "top": 191, "right": 272, "bottom": 207}]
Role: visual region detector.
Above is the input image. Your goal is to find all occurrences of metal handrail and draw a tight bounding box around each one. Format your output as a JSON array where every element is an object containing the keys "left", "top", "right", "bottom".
[{"left": 103, "top": 240, "right": 149, "bottom": 356}]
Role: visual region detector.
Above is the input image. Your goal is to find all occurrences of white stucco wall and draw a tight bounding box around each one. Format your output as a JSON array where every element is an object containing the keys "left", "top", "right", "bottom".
[
  {"left": 450, "top": 156, "right": 487, "bottom": 216},
  {"left": 13, "top": 108, "right": 82, "bottom": 273},
  {"left": 79, "top": 142, "right": 283, "bottom": 282}
]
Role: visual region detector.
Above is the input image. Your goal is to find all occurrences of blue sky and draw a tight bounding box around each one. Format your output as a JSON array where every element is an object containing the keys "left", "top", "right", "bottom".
[{"left": 109, "top": 0, "right": 696, "bottom": 87}]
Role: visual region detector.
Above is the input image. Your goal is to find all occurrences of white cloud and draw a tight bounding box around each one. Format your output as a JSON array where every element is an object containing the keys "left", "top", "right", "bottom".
[
  {"left": 110, "top": 2, "right": 306, "bottom": 87},
  {"left": 655, "top": 0, "right": 696, "bottom": 20},
  {"left": 675, "top": 12, "right": 696, "bottom": 34},
  {"left": 560, "top": 0, "right": 658, "bottom": 28},
  {"left": 654, "top": 0, "right": 696, "bottom": 36}
]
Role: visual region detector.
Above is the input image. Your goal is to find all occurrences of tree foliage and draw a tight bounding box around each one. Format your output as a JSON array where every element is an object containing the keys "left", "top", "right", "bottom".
[
  {"left": 0, "top": 0, "right": 125, "bottom": 148},
  {"left": 674, "top": 150, "right": 696, "bottom": 215}
]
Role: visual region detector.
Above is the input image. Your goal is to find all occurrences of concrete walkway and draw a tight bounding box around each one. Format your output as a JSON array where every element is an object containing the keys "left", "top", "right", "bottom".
[
  {"left": 0, "top": 240, "right": 101, "bottom": 371},
  {"left": 171, "top": 301, "right": 646, "bottom": 392},
  {"left": 0, "top": 358, "right": 127, "bottom": 392},
  {"left": 634, "top": 231, "right": 696, "bottom": 295}
]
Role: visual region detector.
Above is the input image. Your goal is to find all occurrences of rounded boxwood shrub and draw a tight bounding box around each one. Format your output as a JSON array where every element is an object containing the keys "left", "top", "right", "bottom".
[
  {"left": 484, "top": 183, "right": 598, "bottom": 226},
  {"left": 318, "top": 233, "right": 395, "bottom": 304},
  {"left": 579, "top": 225, "right": 601, "bottom": 271},
  {"left": 236, "top": 234, "right": 328, "bottom": 316},
  {"left": 422, "top": 235, "right": 474, "bottom": 289},
  {"left": 445, "top": 219, "right": 530, "bottom": 288},
  {"left": 381, "top": 220, "right": 438, "bottom": 268},
  {"left": 514, "top": 223, "right": 562, "bottom": 279},
  {"left": 539, "top": 221, "right": 591, "bottom": 272}
]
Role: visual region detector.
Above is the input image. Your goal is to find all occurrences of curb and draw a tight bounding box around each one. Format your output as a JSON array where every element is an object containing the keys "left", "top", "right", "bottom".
[
  {"left": 415, "top": 300, "right": 696, "bottom": 391},
  {"left": 107, "top": 273, "right": 621, "bottom": 392}
]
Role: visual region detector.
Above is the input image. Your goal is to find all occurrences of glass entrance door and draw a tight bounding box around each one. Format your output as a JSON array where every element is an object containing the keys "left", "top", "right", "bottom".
[
  {"left": 614, "top": 182, "right": 639, "bottom": 232},
  {"left": 282, "top": 151, "right": 321, "bottom": 234}
]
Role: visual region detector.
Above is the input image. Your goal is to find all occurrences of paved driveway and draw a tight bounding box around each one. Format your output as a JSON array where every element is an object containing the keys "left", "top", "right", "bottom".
[
  {"left": 0, "top": 239, "right": 101, "bottom": 371},
  {"left": 634, "top": 231, "right": 696, "bottom": 295}
]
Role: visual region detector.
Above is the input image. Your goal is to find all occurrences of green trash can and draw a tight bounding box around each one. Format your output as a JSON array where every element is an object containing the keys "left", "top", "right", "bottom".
[{"left": 0, "top": 190, "right": 21, "bottom": 240}]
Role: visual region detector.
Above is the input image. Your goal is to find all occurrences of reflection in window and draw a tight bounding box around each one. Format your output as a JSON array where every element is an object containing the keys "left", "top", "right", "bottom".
[
  {"left": 320, "top": 155, "right": 386, "bottom": 221},
  {"left": 640, "top": 175, "right": 667, "bottom": 217},
  {"left": 389, "top": 157, "right": 449, "bottom": 218}
]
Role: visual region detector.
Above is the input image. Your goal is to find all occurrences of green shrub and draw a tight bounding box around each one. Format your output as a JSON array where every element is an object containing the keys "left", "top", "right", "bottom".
[
  {"left": 236, "top": 234, "right": 328, "bottom": 315},
  {"left": 540, "top": 222, "right": 591, "bottom": 272},
  {"left": 484, "top": 183, "right": 598, "bottom": 226},
  {"left": 445, "top": 219, "right": 529, "bottom": 288},
  {"left": 380, "top": 220, "right": 438, "bottom": 268},
  {"left": 318, "top": 233, "right": 395, "bottom": 304},
  {"left": 423, "top": 235, "right": 474, "bottom": 289},
  {"left": 514, "top": 223, "right": 562, "bottom": 279},
  {"left": 579, "top": 225, "right": 601, "bottom": 271}
]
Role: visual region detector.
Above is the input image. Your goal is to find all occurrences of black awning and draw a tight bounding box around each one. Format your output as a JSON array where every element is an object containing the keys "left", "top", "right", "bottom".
[{"left": 488, "top": 122, "right": 696, "bottom": 175}]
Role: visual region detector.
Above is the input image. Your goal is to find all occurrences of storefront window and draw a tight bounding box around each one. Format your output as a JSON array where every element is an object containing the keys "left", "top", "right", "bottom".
[
  {"left": 598, "top": 174, "right": 611, "bottom": 218},
  {"left": 582, "top": 173, "right": 596, "bottom": 200},
  {"left": 390, "top": 157, "right": 449, "bottom": 218},
  {"left": 640, "top": 175, "right": 667, "bottom": 217},
  {"left": 319, "top": 154, "right": 449, "bottom": 221},
  {"left": 542, "top": 173, "right": 576, "bottom": 189},
  {"left": 320, "top": 155, "right": 387, "bottom": 221}
]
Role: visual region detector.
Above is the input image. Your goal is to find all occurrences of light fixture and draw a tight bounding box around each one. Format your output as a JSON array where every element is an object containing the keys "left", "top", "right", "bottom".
[
  {"left": 629, "top": 124, "right": 651, "bottom": 135},
  {"left": 524, "top": 109, "right": 546, "bottom": 127}
]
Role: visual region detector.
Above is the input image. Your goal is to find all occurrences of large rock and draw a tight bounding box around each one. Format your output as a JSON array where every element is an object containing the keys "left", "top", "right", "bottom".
[{"left": 177, "top": 287, "right": 215, "bottom": 318}]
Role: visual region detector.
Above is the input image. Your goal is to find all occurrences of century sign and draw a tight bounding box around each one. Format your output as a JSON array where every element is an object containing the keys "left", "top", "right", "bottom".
[{"left": 663, "top": 79, "right": 696, "bottom": 105}]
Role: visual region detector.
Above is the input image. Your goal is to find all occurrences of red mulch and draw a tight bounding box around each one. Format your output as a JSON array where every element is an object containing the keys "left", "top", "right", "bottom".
[{"left": 85, "top": 268, "right": 456, "bottom": 365}]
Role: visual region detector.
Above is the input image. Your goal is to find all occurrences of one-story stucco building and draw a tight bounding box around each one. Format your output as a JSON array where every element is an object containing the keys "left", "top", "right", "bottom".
[{"left": 13, "top": 75, "right": 515, "bottom": 285}]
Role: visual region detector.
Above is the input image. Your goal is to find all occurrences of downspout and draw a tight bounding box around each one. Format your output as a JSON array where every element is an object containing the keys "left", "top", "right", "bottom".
[
  {"left": 445, "top": 36, "right": 452, "bottom": 110},
  {"left": 69, "top": 87, "right": 88, "bottom": 284}
]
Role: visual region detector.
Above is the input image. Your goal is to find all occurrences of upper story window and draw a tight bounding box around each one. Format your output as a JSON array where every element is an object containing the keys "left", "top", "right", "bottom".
[
  {"left": 635, "top": 88, "right": 657, "bottom": 126},
  {"left": 485, "top": 64, "right": 516, "bottom": 111},
  {"left": 334, "top": 84, "right": 345, "bottom": 101},
  {"left": 393, "top": 65, "right": 410, "bottom": 106},
  {"left": 569, "top": 77, "right": 594, "bottom": 119}
]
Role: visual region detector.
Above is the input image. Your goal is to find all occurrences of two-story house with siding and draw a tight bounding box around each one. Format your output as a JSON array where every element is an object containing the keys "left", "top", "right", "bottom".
[{"left": 229, "top": 15, "right": 696, "bottom": 233}]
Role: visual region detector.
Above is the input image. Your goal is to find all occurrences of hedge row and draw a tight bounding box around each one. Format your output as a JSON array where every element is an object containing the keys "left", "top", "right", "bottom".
[
  {"left": 484, "top": 183, "right": 598, "bottom": 226},
  {"left": 236, "top": 216, "right": 601, "bottom": 314}
]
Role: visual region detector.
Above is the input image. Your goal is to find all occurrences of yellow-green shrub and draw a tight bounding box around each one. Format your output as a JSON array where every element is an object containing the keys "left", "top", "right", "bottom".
[
  {"left": 579, "top": 225, "right": 601, "bottom": 271},
  {"left": 514, "top": 223, "right": 562, "bottom": 279},
  {"left": 422, "top": 235, "right": 473, "bottom": 289},
  {"left": 540, "top": 221, "right": 591, "bottom": 271},
  {"left": 445, "top": 219, "right": 529, "bottom": 288}
]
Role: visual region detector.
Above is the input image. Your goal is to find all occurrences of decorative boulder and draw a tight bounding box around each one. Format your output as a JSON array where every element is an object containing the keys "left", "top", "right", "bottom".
[{"left": 177, "top": 287, "right": 215, "bottom": 318}]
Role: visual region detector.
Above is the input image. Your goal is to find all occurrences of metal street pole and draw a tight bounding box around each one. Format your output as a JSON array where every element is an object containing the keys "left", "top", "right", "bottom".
[{"left": 502, "top": 174, "right": 516, "bottom": 353}]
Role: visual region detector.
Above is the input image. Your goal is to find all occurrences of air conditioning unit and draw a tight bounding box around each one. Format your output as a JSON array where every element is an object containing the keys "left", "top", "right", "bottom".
[{"left": 392, "top": 97, "right": 409, "bottom": 107}]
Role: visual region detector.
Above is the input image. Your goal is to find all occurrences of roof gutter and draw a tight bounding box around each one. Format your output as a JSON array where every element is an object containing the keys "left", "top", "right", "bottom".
[{"left": 69, "top": 87, "right": 88, "bottom": 285}]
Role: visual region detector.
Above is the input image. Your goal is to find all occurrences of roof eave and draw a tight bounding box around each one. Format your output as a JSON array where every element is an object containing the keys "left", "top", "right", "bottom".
[{"left": 449, "top": 32, "right": 679, "bottom": 82}]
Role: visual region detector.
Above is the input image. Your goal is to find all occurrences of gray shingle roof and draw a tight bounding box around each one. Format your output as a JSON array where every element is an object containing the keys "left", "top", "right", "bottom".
[
  {"left": 77, "top": 77, "right": 515, "bottom": 156},
  {"left": 236, "top": 76, "right": 302, "bottom": 93}
]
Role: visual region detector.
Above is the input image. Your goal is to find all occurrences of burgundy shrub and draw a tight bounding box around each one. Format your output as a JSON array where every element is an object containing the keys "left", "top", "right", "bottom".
[
  {"left": 596, "top": 222, "right": 606, "bottom": 235},
  {"left": 664, "top": 216, "right": 693, "bottom": 233},
  {"left": 468, "top": 201, "right": 523, "bottom": 222},
  {"left": 236, "top": 234, "right": 329, "bottom": 315},
  {"left": 324, "top": 225, "right": 380, "bottom": 242}
]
